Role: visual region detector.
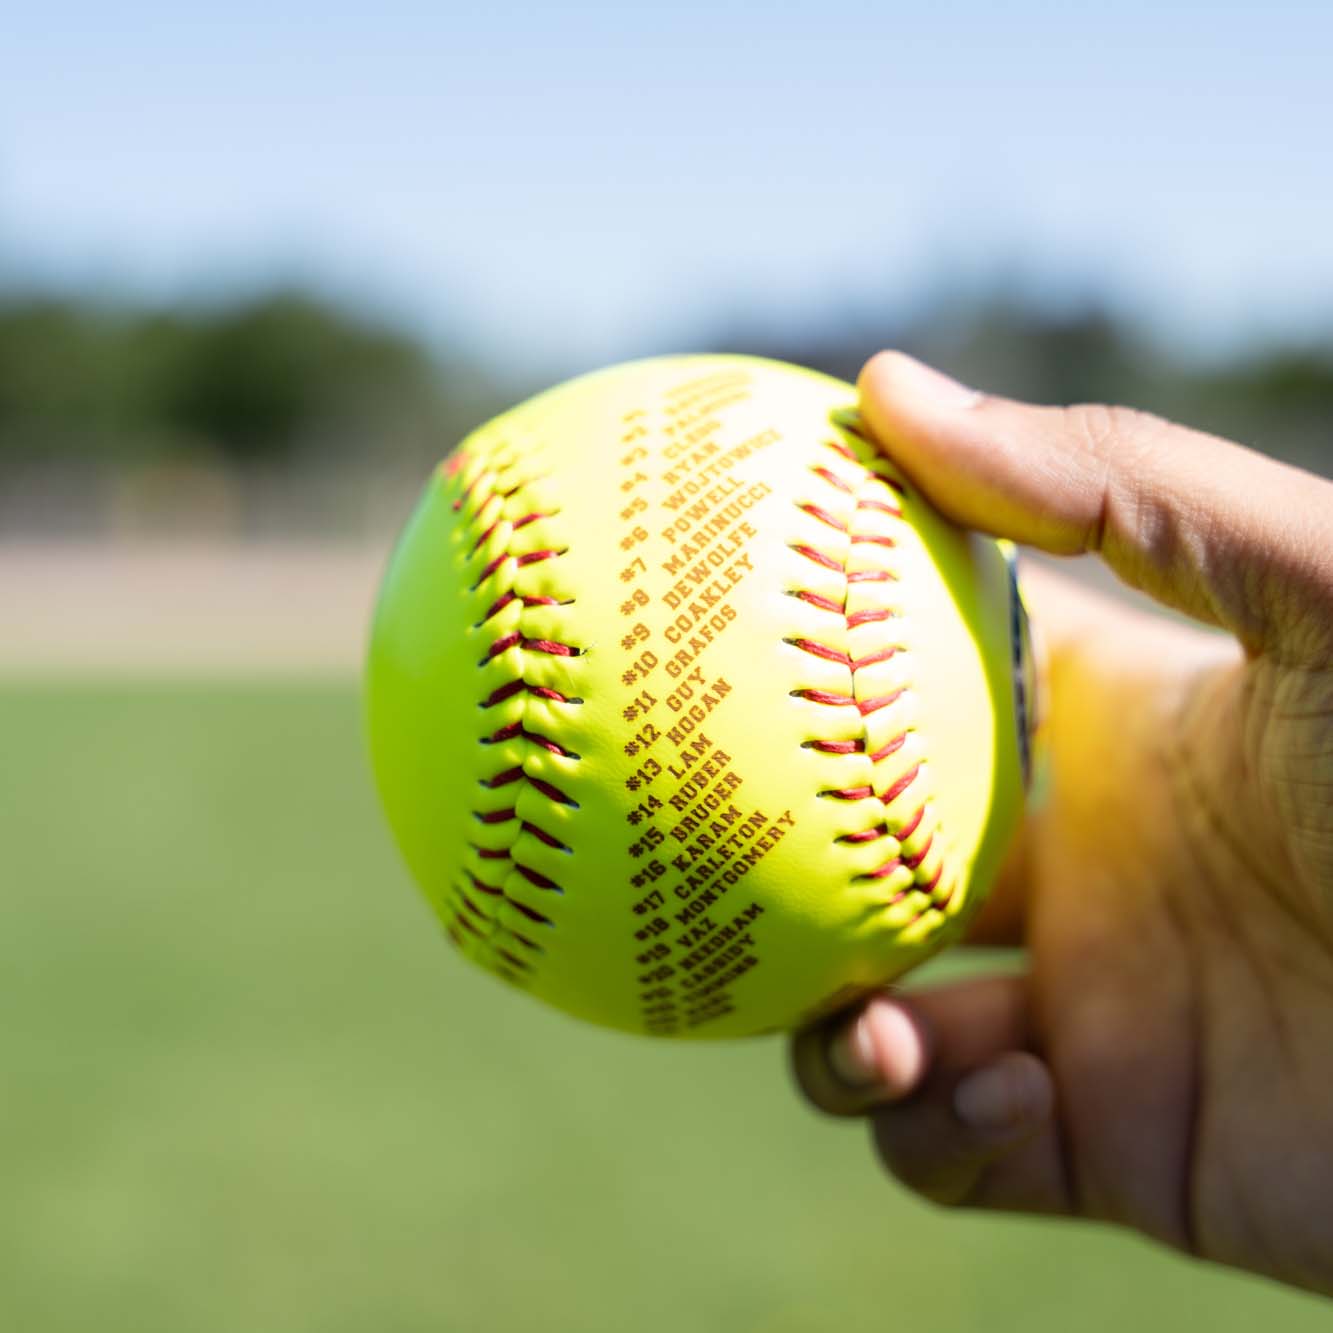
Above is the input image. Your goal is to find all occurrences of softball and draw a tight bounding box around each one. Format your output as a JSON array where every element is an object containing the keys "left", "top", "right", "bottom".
[{"left": 366, "top": 355, "right": 1032, "bottom": 1039}]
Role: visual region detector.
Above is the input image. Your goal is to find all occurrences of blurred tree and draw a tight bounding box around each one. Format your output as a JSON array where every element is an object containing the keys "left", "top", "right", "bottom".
[
  {"left": 0, "top": 301, "right": 133, "bottom": 455},
  {"left": 712, "top": 294, "right": 1332, "bottom": 478},
  {"left": 0, "top": 284, "right": 1327, "bottom": 482},
  {"left": 0, "top": 290, "right": 491, "bottom": 468},
  {"left": 159, "top": 293, "right": 439, "bottom": 463}
]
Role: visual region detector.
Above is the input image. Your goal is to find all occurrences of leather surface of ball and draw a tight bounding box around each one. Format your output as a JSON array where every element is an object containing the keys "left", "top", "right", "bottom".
[{"left": 366, "top": 355, "right": 1030, "bottom": 1038}]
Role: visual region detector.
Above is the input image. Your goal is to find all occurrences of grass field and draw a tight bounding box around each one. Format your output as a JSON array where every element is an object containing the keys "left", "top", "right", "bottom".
[{"left": 2, "top": 685, "right": 1327, "bottom": 1332}]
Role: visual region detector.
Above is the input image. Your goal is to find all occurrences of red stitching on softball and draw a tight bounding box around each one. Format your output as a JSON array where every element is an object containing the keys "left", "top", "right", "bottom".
[
  {"left": 480, "top": 634, "right": 584, "bottom": 666},
  {"left": 902, "top": 833, "right": 934, "bottom": 870},
  {"left": 514, "top": 863, "right": 563, "bottom": 892},
  {"left": 471, "top": 546, "right": 566, "bottom": 591},
  {"left": 470, "top": 844, "right": 512, "bottom": 861},
  {"left": 797, "top": 502, "right": 848, "bottom": 531},
  {"left": 810, "top": 464, "right": 854, "bottom": 493},
  {"left": 477, "top": 590, "right": 520, "bottom": 623},
  {"left": 819, "top": 784, "right": 875, "bottom": 801},
  {"left": 527, "top": 730, "right": 575, "bottom": 751},
  {"left": 476, "top": 591, "right": 564, "bottom": 626},
  {"left": 470, "top": 519, "right": 501, "bottom": 553},
  {"left": 466, "top": 872, "right": 504, "bottom": 896},
  {"left": 457, "top": 889, "right": 487, "bottom": 920},
  {"left": 791, "top": 687, "right": 856, "bottom": 707},
  {"left": 522, "top": 821, "right": 571, "bottom": 851},
  {"left": 788, "top": 639, "right": 901, "bottom": 672},
  {"left": 791, "top": 686, "right": 906, "bottom": 714},
  {"left": 512, "top": 511, "right": 556, "bottom": 530},
  {"left": 481, "top": 722, "right": 580, "bottom": 758},
  {"left": 855, "top": 858, "right": 904, "bottom": 882},
  {"left": 789, "top": 543, "right": 842, "bottom": 572},
  {"left": 837, "top": 825, "right": 891, "bottom": 845},
  {"left": 881, "top": 762, "right": 921, "bottom": 803},
  {"left": 516, "top": 548, "right": 565, "bottom": 568},
  {"left": 480, "top": 631, "right": 521, "bottom": 662},
  {"left": 846, "top": 607, "right": 893, "bottom": 628},
  {"left": 794, "top": 437, "right": 949, "bottom": 921},
  {"left": 472, "top": 551, "right": 509, "bottom": 586},
  {"left": 509, "top": 898, "right": 554, "bottom": 926},
  {"left": 851, "top": 646, "right": 900, "bottom": 671},
  {"left": 471, "top": 781, "right": 577, "bottom": 845},
  {"left": 857, "top": 498, "right": 902, "bottom": 518},
  {"left": 454, "top": 910, "right": 482, "bottom": 936},
  {"left": 827, "top": 422, "right": 908, "bottom": 495},
  {"left": 869, "top": 733, "right": 908, "bottom": 764},
  {"left": 481, "top": 679, "right": 526, "bottom": 708},
  {"left": 480, "top": 680, "right": 581, "bottom": 708},
  {"left": 520, "top": 637, "right": 582, "bottom": 657},
  {"left": 893, "top": 804, "right": 926, "bottom": 842},
  {"left": 790, "top": 590, "right": 843, "bottom": 614},
  {"left": 786, "top": 637, "right": 850, "bottom": 666},
  {"left": 526, "top": 775, "right": 578, "bottom": 807},
  {"left": 451, "top": 473, "right": 479, "bottom": 512},
  {"left": 857, "top": 688, "right": 907, "bottom": 716}
]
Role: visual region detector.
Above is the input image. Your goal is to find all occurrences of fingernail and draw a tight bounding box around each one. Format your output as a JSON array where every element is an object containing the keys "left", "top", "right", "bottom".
[
  {"left": 827, "top": 1013, "right": 880, "bottom": 1089},
  {"left": 881, "top": 353, "right": 981, "bottom": 413},
  {"left": 826, "top": 1000, "right": 925, "bottom": 1098},
  {"left": 953, "top": 1061, "right": 1037, "bottom": 1132}
]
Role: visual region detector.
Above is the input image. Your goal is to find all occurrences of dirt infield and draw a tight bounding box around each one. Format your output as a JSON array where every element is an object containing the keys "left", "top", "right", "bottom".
[{"left": 0, "top": 541, "right": 391, "bottom": 677}]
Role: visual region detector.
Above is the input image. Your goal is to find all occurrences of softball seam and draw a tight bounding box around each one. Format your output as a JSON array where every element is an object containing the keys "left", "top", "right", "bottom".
[
  {"left": 787, "top": 418, "right": 954, "bottom": 919},
  {"left": 444, "top": 444, "right": 584, "bottom": 985}
]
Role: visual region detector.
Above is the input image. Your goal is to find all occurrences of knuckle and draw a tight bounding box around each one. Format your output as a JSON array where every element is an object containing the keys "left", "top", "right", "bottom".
[
  {"left": 1059, "top": 403, "right": 1169, "bottom": 555},
  {"left": 1062, "top": 402, "right": 1167, "bottom": 462}
]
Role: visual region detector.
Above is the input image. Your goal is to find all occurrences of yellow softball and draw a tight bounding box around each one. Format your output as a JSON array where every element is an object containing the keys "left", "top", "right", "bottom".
[{"left": 366, "top": 355, "right": 1032, "bottom": 1039}]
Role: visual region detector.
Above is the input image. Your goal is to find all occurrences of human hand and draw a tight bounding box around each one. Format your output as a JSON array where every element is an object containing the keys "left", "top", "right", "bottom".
[{"left": 791, "top": 352, "right": 1333, "bottom": 1297}]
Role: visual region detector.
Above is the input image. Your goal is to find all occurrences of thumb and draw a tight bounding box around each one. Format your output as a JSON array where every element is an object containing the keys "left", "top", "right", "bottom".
[{"left": 858, "top": 351, "right": 1333, "bottom": 662}]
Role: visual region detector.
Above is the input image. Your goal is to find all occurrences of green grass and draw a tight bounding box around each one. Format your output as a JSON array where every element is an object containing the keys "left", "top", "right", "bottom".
[{"left": 1, "top": 685, "right": 1326, "bottom": 1332}]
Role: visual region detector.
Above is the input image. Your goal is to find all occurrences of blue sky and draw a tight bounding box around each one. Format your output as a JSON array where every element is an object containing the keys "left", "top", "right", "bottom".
[{"left": 3, "top": 2, "right": 1332, "bottom": 372}]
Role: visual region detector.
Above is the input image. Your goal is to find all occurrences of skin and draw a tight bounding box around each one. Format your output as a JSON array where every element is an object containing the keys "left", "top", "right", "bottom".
[{"left": 790, "top": 351, "right": 1333, "bottom": 1298}]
